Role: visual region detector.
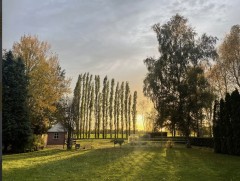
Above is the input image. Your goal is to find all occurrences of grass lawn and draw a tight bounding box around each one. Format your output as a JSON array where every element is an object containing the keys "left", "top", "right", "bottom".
[{"left": 3, "top": 140, "right": 240, "bottom": 181}]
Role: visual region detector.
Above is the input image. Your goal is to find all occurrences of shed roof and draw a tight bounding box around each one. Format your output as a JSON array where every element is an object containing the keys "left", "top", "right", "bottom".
[{"left": 47, "top": 122, "right": 67, "bottom": 133}]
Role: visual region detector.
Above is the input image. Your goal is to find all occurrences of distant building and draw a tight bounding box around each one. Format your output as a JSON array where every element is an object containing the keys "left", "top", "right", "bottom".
[{"left": 47, "top": 122, "right": 67, "bottom": 145}]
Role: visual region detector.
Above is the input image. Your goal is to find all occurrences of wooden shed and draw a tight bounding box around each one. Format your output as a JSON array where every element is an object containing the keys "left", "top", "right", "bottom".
[{"left": 47, "top": 122, "right": 67, "bottom": 145}]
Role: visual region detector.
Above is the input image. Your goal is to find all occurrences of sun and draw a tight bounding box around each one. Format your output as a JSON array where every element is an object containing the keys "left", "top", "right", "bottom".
[{"left": 136, "top": 114, "right": 144, "bottom": 131}]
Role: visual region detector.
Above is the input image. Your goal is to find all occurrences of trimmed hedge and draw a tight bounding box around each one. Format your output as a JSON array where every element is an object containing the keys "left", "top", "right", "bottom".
[
  {"left": 189, "top": 137, "right": 214, "bottom": 148},
  {"left": 149, "top": 132, "right": 168, "bottom": 138},
  {"left": 167, "top": 137, "right": 214, "bottom": 148}
]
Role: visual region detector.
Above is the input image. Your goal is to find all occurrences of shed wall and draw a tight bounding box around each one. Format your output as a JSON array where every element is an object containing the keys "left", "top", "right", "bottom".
[{"left": 47, "top": 132, "right": 66, "bottom": 145}]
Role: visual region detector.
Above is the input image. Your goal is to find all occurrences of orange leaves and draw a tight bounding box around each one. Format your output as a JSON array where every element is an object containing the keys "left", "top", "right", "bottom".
[{"left": 12, "top": 35, "right": 71, "bottom": 133}]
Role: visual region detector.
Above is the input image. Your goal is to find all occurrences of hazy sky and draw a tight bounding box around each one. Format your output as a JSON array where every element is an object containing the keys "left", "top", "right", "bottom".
[{"left": 3, "top": 0, "right": 240, "bottom": 100}]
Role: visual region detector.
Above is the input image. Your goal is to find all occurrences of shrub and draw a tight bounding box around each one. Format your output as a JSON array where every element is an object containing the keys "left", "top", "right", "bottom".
[{"left": 26, "top": 135, "right": 45, "bottom": 152}]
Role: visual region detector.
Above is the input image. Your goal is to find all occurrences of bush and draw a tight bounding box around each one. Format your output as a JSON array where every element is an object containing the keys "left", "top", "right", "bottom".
[{"left": 26, "top": 135, "right": 45, "bottom": 152}]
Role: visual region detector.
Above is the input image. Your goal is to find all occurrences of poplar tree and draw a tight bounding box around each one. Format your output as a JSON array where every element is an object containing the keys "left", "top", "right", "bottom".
[
  {"left": 109, "top": 79, "right": 115, "bottom": 138},
  {"left": 80, "top": 73, "right": 86, "bottom": 139},
  {"left": 83, "top": 73, "right": 89, "bottom": 138},
  {"left": 98, "top": 93, "right": 102, "bottom": 138},
  {"left": 105, "top": 80, "right": 110, "bottom": 138},
  {"left": 88, "top": 84, "right": 94, "bottom": 138},
  {"left": 102, "top": 76, "right": 108, "bottom": 138},
  {"left": 125, "top": 82, "right": 130, "bottom": 138},
  {"left": 128, "top": 94, "right": 132, "bottom": 136},
  {"left": 114, "top": 82, "right": 119, "bottom": 138},
  {"left": 94, "top": 75, "right": 100, "bottom": 138},
  {"left": 120, "top": 82, "right": 125, "bottom": 138},
  {"left": 86, "top": 74, "right": 92, "bottom": 138},
  {"left": 72, "top": 74, "right": 82, "bottom": 138},
  {"left": 132, "top": 91, "right": 138, "bottom": 134}
]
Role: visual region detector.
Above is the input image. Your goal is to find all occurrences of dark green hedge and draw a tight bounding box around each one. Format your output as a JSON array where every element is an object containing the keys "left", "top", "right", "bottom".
[
  {"left": 189, "top": 137, "right": 214, "bottom": 148},
  {"left": 213, "top": 89, "right": 240, "bottom": 156},
  {"left": 149, "top": 132, "right": 168, "bottom": 138}
]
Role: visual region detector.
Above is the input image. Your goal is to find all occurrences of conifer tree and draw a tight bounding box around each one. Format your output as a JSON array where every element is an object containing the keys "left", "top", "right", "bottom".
[
  {"left": 219, "top": 99, "right": 227, "bottom": 154},
  {"left": 213, "top": 100, "right": 221, "bottom": 153},
  {"left": 231, "top": 89, "right": 240, "bottom": 155},
  {"left": 225, "top": 93, "right": 232, "bottom": 154},
  {"left": 3, "top": 51, "right": 32, "bottom": 153}
]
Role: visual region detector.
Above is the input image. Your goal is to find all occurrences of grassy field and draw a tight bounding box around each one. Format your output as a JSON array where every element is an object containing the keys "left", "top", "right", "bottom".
[{"left": 3, "top": 140, "right": 240, "bottom": 181}]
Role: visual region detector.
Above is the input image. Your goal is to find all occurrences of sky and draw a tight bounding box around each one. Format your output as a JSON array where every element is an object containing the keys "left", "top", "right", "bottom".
[{"left": 3, "top": 0, "right": 240, "bottom": 102}]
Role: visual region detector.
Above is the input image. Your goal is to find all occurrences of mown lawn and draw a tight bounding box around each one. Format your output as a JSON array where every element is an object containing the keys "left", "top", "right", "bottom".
[{"left": 3, "top": 140, "right": 240, "bottom": 181}]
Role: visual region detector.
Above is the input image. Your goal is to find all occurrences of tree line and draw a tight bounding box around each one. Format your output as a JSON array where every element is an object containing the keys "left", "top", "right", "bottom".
[
  {"left": 213, "top": 89, "right": 240, "bottom": 155},
  {"left": 3, "top": 14, "right": 239, "bottom": 152},
  {"left": 143, "top": 14, "right": 239, "bottom": 148},
  {"left": 72, "top": 73, "right": 138, "bottom": 139}
]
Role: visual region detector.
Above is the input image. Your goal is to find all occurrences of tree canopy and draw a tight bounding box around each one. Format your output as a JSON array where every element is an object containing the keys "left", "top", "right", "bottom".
[
  {"left": 208, "top": 25, "right": 240, "bottom": 97},
  {"left": 143, "top": 14, "right": 217, "bottom": 144},
  {"left": 13, "top": 35, "right": 71, "bottom": 134}
]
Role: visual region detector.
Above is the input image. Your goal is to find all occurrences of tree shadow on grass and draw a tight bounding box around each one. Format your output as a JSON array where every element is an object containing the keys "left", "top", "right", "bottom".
[
  {"left": 3, "top": 149, "right": 66, "bottom": 162},
  {"left": 128, "top": 146, "right": 240, "bottom": 181},
  {"left": 164, "top": 147, "right": 240, "bottom": 181},
  {"left": 85, "top": 146, "right": 170, "bottom": 180},
  {"left": 3, "top": 146, "right": 135, "bottom": 181},
  {"left": 5, "top": 146, "right": 240, "bottom": 181}
]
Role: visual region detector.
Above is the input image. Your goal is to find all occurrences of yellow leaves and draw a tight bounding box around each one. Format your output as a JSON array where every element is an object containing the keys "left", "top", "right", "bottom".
[
  {"left": 13, "top": 35, "right": 50, "bottom": 75},
  {"left": 12, "top": 35, "right": 71, "bottom": 130}
]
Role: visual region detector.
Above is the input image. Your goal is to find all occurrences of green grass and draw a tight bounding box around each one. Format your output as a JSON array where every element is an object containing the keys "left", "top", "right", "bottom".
[{"left": 3, "top": 140, "right": 240, "bottom": 181}]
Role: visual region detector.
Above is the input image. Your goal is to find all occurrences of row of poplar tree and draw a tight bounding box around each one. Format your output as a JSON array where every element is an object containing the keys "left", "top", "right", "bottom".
[
  {"left": 213, "top": 89, "right": 240, "bottom": 155},
  {"left": 72, "top": 73, "right": 138, "bottom": 139}
]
